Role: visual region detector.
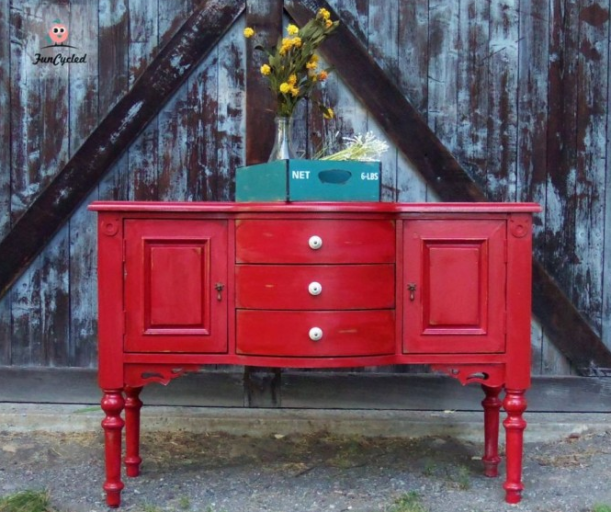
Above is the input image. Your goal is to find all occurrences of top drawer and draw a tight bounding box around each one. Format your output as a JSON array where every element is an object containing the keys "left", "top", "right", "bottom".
[{"left": 236, "top": 220, "right": 396, "bottom": 263}]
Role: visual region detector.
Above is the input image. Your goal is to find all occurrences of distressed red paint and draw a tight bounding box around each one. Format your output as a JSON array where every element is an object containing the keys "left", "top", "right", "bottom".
[{"left": 90, "top": 200, "right": 539, "bottom": 507}]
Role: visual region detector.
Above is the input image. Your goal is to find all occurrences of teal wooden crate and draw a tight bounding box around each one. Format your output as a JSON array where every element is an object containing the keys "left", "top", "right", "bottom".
[{"left": 235, "top": 159, "right": 381, "bottom": 202}]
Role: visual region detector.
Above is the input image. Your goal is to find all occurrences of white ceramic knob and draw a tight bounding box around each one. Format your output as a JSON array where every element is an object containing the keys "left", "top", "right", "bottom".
[
  {"left": 308, "top": 235, "right": 323, "bottom": 250},
  {"left": 308, "top": 282, "right": 322, "bottom": 296},
  {"left": 309, "top": 327, "right": 323, "bottom": 341}
]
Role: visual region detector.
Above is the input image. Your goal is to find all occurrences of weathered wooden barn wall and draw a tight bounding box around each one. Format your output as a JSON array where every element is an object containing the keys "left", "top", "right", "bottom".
[{"left": 0, "top": 0, "right": 609, "bottom": 376}]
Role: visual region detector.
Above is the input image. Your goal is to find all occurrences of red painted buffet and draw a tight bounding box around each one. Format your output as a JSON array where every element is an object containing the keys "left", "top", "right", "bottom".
[{"left": 89, "top": 201, "right": 541, "bottom": 507}]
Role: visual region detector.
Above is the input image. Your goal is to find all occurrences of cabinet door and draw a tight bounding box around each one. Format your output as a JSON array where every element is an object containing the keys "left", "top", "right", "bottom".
[
  {"left": 403, "top": 220, "right": 506, "bottom": 353},
  {"left": 124, "top": 220, "right": 227, "bottom": 353}
]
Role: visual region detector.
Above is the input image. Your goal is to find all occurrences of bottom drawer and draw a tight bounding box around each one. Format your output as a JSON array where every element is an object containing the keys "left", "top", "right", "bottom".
[{"left": 236, "top": 310, "right": 395, "bottom": 357}]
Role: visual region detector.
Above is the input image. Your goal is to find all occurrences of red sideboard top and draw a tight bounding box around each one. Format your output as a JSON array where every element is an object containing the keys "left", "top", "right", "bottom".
[{"left": 89, "top": 201, "right": 542, "bottom": 214}]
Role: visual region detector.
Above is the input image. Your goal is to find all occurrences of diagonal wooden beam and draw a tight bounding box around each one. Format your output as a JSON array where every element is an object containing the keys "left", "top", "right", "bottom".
[
  {"left": 0, "top": 0, "right": 245, "bottom": 299},
  {"left": 285, "top": 0, "right": 611, "bottom": 376}
]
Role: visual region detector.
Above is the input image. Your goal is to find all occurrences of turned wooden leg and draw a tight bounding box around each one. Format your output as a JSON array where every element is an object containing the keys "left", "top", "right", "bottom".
[
  {"left": 481, "top": 384, "right": 502, "bottom": 478},
  {"left": 503, "top": 389, "right": 527, "bottom": 504},
  {"left": 101, "top": 389, "right": 125, "bottom": 507},
  {"left": 125, "top": 386, "right": 143, "bottom": 477}
]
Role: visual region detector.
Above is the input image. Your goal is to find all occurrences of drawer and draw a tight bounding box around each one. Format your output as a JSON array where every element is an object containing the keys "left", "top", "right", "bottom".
[
  {"left": 235, "top": 220, "right": 395, "bottom": 263},
  {"left": 235, "top": 264, "right": 395, "bottom": 310},
  {"left": 236, "top": 310, "right": 395, "bottom": 357}
]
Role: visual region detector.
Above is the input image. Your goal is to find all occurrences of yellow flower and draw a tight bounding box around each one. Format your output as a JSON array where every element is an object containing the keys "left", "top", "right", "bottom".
[
  {"left": 318, "top": 8, "right": 331, "bottom": 21},
  {"left": 323, "top": 107, "right": 334, "bottom": 120},
  {"left": 280, "top": 37, "right": 293, "bottom": 55},
  {"left": 245, "top": 8, "right": 338, "bottom": 120}
]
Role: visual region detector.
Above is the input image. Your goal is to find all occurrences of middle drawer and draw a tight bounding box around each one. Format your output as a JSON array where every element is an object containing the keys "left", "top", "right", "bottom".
[{"left": 235, "top": 264, "right": 395, "bottom": 310}]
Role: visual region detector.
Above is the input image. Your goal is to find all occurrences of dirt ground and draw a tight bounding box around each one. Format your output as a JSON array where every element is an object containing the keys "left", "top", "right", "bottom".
[{"left": 1, "top": 429, "right": 611, "bottom": 512}]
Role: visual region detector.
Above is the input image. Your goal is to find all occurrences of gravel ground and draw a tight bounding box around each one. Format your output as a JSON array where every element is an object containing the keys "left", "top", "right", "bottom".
[{"left": 1, "top": 429, "right": 611, "bottom": 512}]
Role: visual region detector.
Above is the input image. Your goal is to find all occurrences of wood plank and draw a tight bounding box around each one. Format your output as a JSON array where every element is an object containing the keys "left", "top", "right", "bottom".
[
  {"left": 485, "top": 0, "right": 519, "bottom": 202},
  {"left": 285, "top": 0, "right": 611, "bottom": 376},
  {"left": 0, "top": 367, "right": 244, "bottom": 406},
  {"left": 397, "top": 0, "right": 429, "bottom": 119},
  {"left": 128, "top": 0, "right": 161, "bottom": 202},
  {"left": 69, "top": 197, "right": 99, "bottom": 367},
  {"left": 216, "top": 18, "right": 246, "bottom": 200},
  {"left": 156, "top": 0, "right": 197, "bottom": 202},
  {"left": 517, "top": 0, "right": 549, "bottom": 251},
  {"left": 282, "top": 372, "right": 611, "bottom": 412},
  {"left": 3, "top": 368, "right": 611, "bottom": 413},
  {"left": 396, "top": 0, "right": 429, "bottom": 202},
  {"left": 516, "top": 0, "right": 550, "bottom": 374},
  {"left": 604, "top": 0, "right": 611, "bottom": 352},
  {"left": 40, "top": 225, "right": 70, "bottom": 366},
  {"left": 428, "top": 0, "right": 460, "bottom": 156},
  {"left": 10, "top": 264, "right": 43, "bottom": 366},
  {"left": 68, "top": 1, "right": 100, "bottom": 367},
  {"left": 573, "top": 0, "right": 608, "bottom": 332},
  {"left": 0, "top": 0, "right": 9, "bottom": 240},
  {"left": 9, "top": 1, "right": 71, "bottom": 367},
  {"left": 183, "top": 1, "right": 213, "bottom": 201},
  {"left": 0, "top": 294, "right": 9, "bottom": 365},
  {"left": 0, "top": 0, "right": 10, "bottom": 364},
  {"left": 10, "top": 2, "right": 70, "bottom": 223},
  {"left": 368, "top": 0, "right": 398, "bottom": 201},
  {"left": 0, "top": 0, "right": 246, "bottom": 300},
  {"left": 199, "top": 46, "right": 220, "bottom": 201},
  {"left": 97, "top": 0, "right": 131, "bottom": 202},
  {"left": 456, "top": 0, "right": 489, "bottom": 191},
  {"left": 545, "top": 0, "right": 579, "bottom": 306},
  {"left": 245, "top": 0, "right": 282, "bottom": 164}
]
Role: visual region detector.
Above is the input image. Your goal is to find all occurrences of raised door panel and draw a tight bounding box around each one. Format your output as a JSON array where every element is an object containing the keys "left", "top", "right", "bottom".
[
  {"left": 403, "top": 220, "right": 506, "bottom": 353},
  {"left": 124, "top": 220, "right": 228, "bottom": 353}
]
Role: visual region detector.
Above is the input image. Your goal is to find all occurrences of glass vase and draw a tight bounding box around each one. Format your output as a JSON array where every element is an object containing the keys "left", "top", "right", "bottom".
[{"left": 268, "top": 116, "right": 295, "bottom": 161}]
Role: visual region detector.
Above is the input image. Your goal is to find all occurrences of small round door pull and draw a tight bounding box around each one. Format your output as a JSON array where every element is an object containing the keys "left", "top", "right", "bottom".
[
  {"left": 308, "top": 282, "right": 322, "bottom": 295},
  {"left": 308, "top": 235, "right": 323, "bottom": 250},
  {"left": 309, "top": 327, "right": 323, "bottom": 341}
]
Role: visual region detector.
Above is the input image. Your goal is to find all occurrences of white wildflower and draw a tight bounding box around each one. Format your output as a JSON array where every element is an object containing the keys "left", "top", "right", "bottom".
[{"left": 320, "top": 131, "right": 389, "bottom": 161}]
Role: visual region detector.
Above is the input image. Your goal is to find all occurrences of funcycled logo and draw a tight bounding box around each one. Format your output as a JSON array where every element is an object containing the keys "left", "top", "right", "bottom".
[{"left": 33, "top": 18, "right": 87, "bottom": 66}]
